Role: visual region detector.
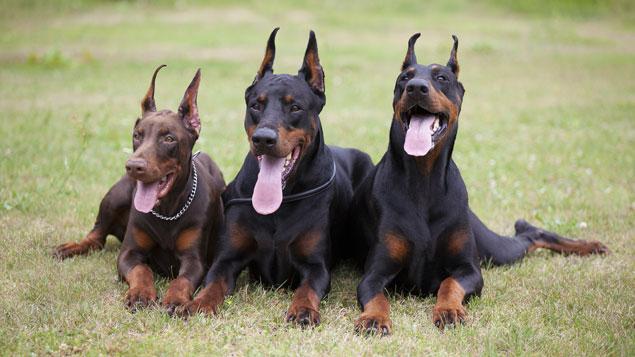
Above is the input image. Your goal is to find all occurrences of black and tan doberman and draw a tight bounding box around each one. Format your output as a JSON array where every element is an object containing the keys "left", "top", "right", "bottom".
[
  {"left": 177, "top": 29, "right": 373, "bottom": 327},
  {"left": 54, "top": 66, "right": 225, "bottom": 314},
  {"left": 352, "top": 34, "right": 609, "bottom": 335}
]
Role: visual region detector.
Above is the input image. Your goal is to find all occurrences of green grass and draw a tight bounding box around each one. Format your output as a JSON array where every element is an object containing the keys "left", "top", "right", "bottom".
[{"left": 1, "top": 0, "right": 634, "bottom": 355}]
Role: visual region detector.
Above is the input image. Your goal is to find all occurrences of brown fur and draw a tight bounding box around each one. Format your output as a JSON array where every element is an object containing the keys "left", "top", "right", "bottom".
[
  {"left": 529, "top": 239, "right": 608, "bottom": 256},
  {"left": 53, "top": 229, "right": 104, "bottom": 259},
  {"left": 124, "top": 264, "right": 157, "bottom": 309},
  {"left": 229, "top": 224, "right": 256, "bottom": 252},
  {"left": 286, "top": 281, "right": 321, "bottom": 325},
  {"left": 246, "top": 124, "right": 313, "bottom": 160},
  {"left": 355, "top": 293, "right": 392, "bottom": 335},
  {"left": 175, "top": 228, "right": 201, "bottom": 252},
  {"left": 384, "top": 233, "right": 410, "bottom": 263},
  {"left": 132, "top": 226, "right": 155, "bottom": 250},
  {"left": 432, "top": 277, "right": 466, "bottom": 329},
  {"left": 162, "top": 276, "right": 194, "bottom": 307},
  {"left": 292, "top": 230, "right": 321, "bottom": 257},
  {"left": 446, "top": 230, "right": 469, "bottom": 256},
  {"left": 179, "top": 278, "right": 228, "bottom": 315}
]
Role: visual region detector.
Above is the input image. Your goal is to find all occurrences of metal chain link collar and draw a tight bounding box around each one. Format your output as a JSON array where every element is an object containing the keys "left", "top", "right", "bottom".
[{"left": 150, "top": 158, "right": 198, "bottom": 221}]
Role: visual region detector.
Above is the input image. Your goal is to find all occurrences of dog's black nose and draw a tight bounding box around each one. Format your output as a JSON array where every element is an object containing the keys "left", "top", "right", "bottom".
[
  {"left": 252, "top": 127, "right": 278, "bottom": 149},
  {"left": 126, "top": 158, "right": 147, "bottom": 176},
  {"left": 406, "top": 79, "right": 429, "bottom": 96}
]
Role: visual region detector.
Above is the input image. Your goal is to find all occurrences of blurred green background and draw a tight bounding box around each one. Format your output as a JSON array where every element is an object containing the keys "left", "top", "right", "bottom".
[{"left": 0, "top": 0, "right": 633, "bottom": 355}]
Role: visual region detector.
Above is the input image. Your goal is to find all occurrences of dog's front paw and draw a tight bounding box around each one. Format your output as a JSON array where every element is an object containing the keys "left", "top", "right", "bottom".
[
  {"left": 162, "top": 277, "right": 193, "bottom": 316},
  {"left": 286, "top": 305, "right": 320, "bottom": 327},
  {"left": 163, "top": 295, "right": 190, "bottom": 317},
  {"left": 175, "top": 284, "right": 224, "bottom": 318},
  {"left": 355, "top": 313, "right": 392, "bottom": 336},
  {"left": 176, "top": 296, "right": 219, "bottom": 318},
  {"left": 125, "top": 286, "right": 157, "bottom": 312},
  {"left": 432, "top": 303, "right": 466, "bottom": 330}
]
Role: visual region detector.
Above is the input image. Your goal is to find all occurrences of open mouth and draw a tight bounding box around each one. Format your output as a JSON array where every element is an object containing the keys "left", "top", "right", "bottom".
[
  {"left": 133, "top": 172, "right": 176, "bottom": 213},
  {"left": 256, "top": 145, "right": 301, "bottom": 188},
  {"left": 402, "top": 105, "right": 448, "bottom": 157},
  {"left": 252, "top": 145, "right": 302, "bottom": 215},
  {"left": 156, "top": 173, "right": 176, "bottom": 199}
]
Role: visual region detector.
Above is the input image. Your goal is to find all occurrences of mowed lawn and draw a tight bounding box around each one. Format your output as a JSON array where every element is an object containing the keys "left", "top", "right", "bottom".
[{"left": 0, "top": 0, "right": 633, "bottom": 355}]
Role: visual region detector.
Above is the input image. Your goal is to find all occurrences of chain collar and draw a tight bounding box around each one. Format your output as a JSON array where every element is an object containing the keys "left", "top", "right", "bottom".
[{"left": 150, "top": 158, "right": 198, "bottom": 221}]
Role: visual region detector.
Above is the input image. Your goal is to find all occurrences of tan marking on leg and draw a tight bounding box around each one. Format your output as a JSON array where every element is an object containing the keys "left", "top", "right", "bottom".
[
  {"left": 446, "top": 229, "right": 469, "bottom": 256},
  {"left": 433, "top": 277, "right": 466, "bottom": 329},
  {"left": 292, "top": 230, "right": 321, "bottom": 257},
  {"left": 53, "top": 229, "right": 105, "bottom": 259},
  {"left": 179, "top": 278, "right": 227, "bottom": 316},
  {"left": 163, "top": 276, "right": 194, "bottom": 307},
  {"left": 286, "top": 281, "right": 321, "bottom": 326},
  {"left": 124, "top": 264, "right": 157, "bottom": 310},
  {"left": 531, "top": 239, "right": 609, "bottom": 256},
  {"left": 175, "top": 228, "right": 201, "bottom": 251},
  {"left": 355, "top": 293, "right": 392, "bottom": 335},
  {"left": 384, "top": 233, "right": 409, "bottom": 263},
  {"left": 132, "top": 226, "right": 155, "bottom": 250},
  {"left": 229, "top": 224, "right": 256, "bottom": 252}
]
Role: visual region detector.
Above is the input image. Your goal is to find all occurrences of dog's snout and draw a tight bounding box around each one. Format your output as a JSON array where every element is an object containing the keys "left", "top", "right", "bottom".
[
  {"left": 252, "top": 127, "right": 278, "bottom": 149},
  {"left": 126, "top": 158, "right": 148, "bottom": 176},
  {"left": 406, "top": 79, "right": 429, "bottom": 96}
]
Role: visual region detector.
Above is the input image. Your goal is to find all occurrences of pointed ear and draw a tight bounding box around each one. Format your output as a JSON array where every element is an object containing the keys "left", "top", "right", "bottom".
[
  {"left": 298, "top": 30, "right": 325, "bottom": 95},
  {"left": 178, "top": 69, "right": 201, "bottom": 138},
  {"left": 141, "top": 64, "right": 166, "bottom": 115},
  {"left": 447, "top": 35, "right": 459, "bottom": 77},
  {"left": 254, "top": 27, "right": 279, "bottom": 83},
  {"left": 402, "top": 33, "right": 420, "bottom": 71}
]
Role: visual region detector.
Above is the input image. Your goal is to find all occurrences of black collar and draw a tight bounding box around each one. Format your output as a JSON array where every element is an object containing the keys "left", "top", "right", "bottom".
[{"left": 224, "top": 161, "right": 337, "bottom": 210}]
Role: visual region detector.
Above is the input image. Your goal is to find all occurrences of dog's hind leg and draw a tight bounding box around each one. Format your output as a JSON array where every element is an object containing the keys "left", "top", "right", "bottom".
[
  {"left": 471, "top": 209, "right": 609, "bottom": 266},
  {"left": 53, "top": 175, "right": 133, "bottom": 259}
]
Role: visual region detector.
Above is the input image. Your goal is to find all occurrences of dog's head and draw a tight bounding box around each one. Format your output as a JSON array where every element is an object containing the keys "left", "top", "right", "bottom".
[
  {"left": 126, "top": 65, "right": 202, "bottom": 213},
  {"left": 244, "top": 28, "right": 326, "bottom": 215},
  {"left": 393, "top": 34, "right": 464, "bottom": 157}
]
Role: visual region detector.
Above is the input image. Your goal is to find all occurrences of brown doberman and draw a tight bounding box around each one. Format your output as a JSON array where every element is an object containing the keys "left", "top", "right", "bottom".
[{"left": 54, "top": 66, "right": 225, "bottom": 314}]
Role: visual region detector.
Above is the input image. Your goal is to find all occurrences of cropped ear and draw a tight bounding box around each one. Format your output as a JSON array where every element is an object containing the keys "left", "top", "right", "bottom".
[
  {"left": 254, "top": 27, "right": 279, "bottom": 83},
  {"left": 447, "top": 35, "right": 459, "bottom": 77},
  {"left": 141, "top": 64, "right": 166, "bottom": 115},
  {"left": 298, "top": 30, "right": 325, "bottom": 95},
  {"left": 402, "top": 33, "right": 420, "bottom": 71},
  {"left": 178, "top": 69, "right": 201, "bottom": 138}
]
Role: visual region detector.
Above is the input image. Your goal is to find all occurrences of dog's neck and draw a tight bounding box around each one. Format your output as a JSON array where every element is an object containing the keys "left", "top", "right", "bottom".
[
  {"left": 387, "top": 118, "right": 457, "bottom": 187},
  {"left": 283, "top": 119, "right": 333, "bottom": 194}
]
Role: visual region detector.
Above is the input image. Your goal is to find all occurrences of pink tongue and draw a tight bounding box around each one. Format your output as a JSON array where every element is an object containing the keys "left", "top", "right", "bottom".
[
  {"left": 404, "top": 115, "right": 436, "bottom": 156},
  {"left": 134, "top": 180, "right": 160, "bottom": 213},
  {"left": 252, "top": 155, "right": 286, "bottom": 215}
]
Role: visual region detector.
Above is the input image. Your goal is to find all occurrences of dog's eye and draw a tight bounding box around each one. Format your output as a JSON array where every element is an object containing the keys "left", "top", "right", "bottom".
[
  {"left": 290, "top": 105, "right": 301, "bottom": 113},
  {"left": 164, "top": 135, "right": 176, "bottom": 143},
  {"left": 401, "top": 73, "right": 410, "bottom": 81},
  {"left": 436, "top": 75, "right": 448, "bottom": 82},
  {"left": 133, "top": 132, "right": 141, "bottom": 141},
  {"left": 250, "top": 103, "right": 261, "bottom": 111}
]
